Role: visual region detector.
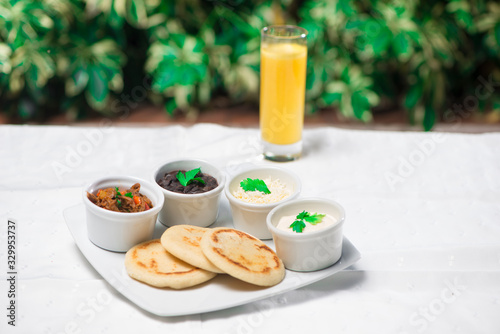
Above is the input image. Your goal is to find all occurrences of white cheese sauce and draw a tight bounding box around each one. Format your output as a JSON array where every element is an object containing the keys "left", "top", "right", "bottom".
[
  {"left": 276, "top": 213, "right": 337, "bottom": 233},
  {"left": 232, "top": 177, "right": 290, "bottom": 204}
]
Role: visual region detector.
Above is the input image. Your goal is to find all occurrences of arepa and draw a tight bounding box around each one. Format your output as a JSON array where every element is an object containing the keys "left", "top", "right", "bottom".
[
  {"left": 161, "top": 225, "right": 224, "bottom": 274},
  {"left": 125, "top": 239, "right": 216, "bottom": 289},
  {"left": 200, "top": 228, "right": 285, "bottom": 286}
]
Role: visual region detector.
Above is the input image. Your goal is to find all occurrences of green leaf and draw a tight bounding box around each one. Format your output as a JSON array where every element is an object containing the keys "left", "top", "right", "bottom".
[
  {"left": 345, "top": 20, "right": 364, "bottom": 30},
  {"left": 289, "top": 220, "right": 306, "bottom": 233},
  {"left": 165, "top": 99, "right": 177, "bottom": 115},
  {"left": 495, "top": 23, "right": 500, "bottom": 46},
  {"left": 393, "top": 33, "right": 410, "bottom": 57},
  {"left": 296, "top": 211, "right": 326, "bottom": 224},
  {"left": 351, "top": 91, "right": 370, "bottom": 120},
  {"left": 176, "top": 167, "right": 205, "bottom": 187},
  {"left": 337, "top": 0, "right": 356, "bottom": 16},
  {"left": 87, "top": 65, "right": 108, "bottom": 108},
  {"left": 423, "top": 104, "right": 436, "bottom": 131},
  {"left": 108, "top": 4, "right": 126, "bottom": 29},
  {"left": 289, "top": 211, "right": 327, "bottom": 233},
  {"left": 178, "top": 65, "right": 198, "bottom": 86},
  {"left": 154, "top": 63, "right": 178, "bottom": 91},
  {"left": 185, "top": 168, "right": 201, "bottom": 181},
  {"left": 456, "top": 9, "right": 473, "bottom": 29},
  {"left": 26, "top": 65, "right": 39, "bottom": 91},
  {"left": 176, "top": 170, "right": 187, "bottom": 186},
  {"left": 303, "top": 213, "right": 326, "bottom": 225},
  {"left": 299, "top": 20, "right": 323, "bottom": 46},
  {"left": 493, "top": 99, "right": 500, "bottom": 112},
  {"left": 128, "top": 0, "right": 147, "bottom": 27},
  {"left": 322, "top": 92, "right": 342, "bottom": 106},
  {"left": 371, "top": 27, "right": 392, "bottom": 55},
  {"left": 170, "top": 34, "right": 186, "bottom": 48},
  {"left": 407, "top": 31, "right": 421, "bottom": 44},
  {"left": 306, "top": 65, "right": 316, "bottom": 91},
  {"left": 296, "top": 210, "right": 308, "bottom": 220},
  {"left": 240, "top": 178, "right": 271, "bottom": 194},
  {"left": 405, "top": 82, "right": 423, "bottom": 110},
  {"left": 340, "top": 67, "right": 350, "bottom": 84},
  {"left": 66, "top": 68, "right": 89, "bottom": 96},
  {"left": 192, "top": 177, "right": 205, "bottom": 184}
]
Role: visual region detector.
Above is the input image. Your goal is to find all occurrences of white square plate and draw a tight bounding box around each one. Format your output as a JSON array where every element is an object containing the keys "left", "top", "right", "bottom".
[{"left": 64, "top": 204, "right": 361, "bottom": 316}]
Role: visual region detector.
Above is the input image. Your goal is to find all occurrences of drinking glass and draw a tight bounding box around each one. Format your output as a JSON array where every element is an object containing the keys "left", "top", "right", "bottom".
[{"left": 260, "top": 25, "right": 308, "bottom": 161}]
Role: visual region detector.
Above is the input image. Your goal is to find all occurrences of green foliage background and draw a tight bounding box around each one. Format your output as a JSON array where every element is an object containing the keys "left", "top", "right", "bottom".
[{"left": 1, "top": 0, "right": 499, "bottom": 129}]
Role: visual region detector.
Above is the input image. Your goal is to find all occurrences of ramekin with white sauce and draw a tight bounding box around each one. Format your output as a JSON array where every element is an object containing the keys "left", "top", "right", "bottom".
[{"left": 267, "top": 198, "right": 345, "bottom": 271}]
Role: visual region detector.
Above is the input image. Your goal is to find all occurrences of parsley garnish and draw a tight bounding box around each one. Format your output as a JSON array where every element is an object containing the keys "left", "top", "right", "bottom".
[
  {"left": 114, "top": 188, "right": 132, "bottom": 206},
  {"left": 289, "top": 211, "right": 326, "bottom": 233},
  {"left": 301, "top": 211, "right": 326, "bottom": 225},
  {"left": 290, "top": 219, "right": 306, "bottom": 233},
  {"left": 115, "top": 187, "right": 122, "bottom": 206},
  {"left": 176, "top": 167, "right": 206, "bottom": 187},
  {"left": 239, "top": 178, "right": 271, "bottom": 194}
]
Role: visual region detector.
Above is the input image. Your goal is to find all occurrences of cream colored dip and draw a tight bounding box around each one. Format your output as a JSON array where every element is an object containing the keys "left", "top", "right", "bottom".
[
  {"left": 232, "top": 177, "right": 290, "bottom": 204},
  {"left": 276, "top": 213, "right": 337, "bottom": 233}
]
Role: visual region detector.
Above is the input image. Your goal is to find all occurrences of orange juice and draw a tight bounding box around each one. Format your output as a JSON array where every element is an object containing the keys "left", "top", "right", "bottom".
[{"left": 260, "top": 43, "right": 307, "bottom": 145}]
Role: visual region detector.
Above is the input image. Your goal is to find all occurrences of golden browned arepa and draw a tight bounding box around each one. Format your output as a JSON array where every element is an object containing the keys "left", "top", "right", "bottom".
[
  {"left": 125, "top": 239, "right": 216, "bottom": 289},
  {"left": 161, "top": 225, "right": 224, "bottom": 274},
  {"left": 200, "top": 228, "right": 285, "bottom": 287}
]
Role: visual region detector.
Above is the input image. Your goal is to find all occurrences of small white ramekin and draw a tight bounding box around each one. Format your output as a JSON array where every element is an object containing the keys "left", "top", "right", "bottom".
[
  {"left": 225, "top": 166, "right": 301, "bottom": 239},
  {"left": 153, "top": 159, "right": 225, "bottom": 227},
  {"left": 266, "top": 198, "right": 345, "bottom": 271},
  {"left": 82, "top": 176, "right": 164, "bottom": 252}
]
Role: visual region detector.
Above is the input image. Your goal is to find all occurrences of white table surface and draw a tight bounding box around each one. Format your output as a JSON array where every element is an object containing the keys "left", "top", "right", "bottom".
[{"left": 1, "top": 123, "right": 499, "bottom": 334}]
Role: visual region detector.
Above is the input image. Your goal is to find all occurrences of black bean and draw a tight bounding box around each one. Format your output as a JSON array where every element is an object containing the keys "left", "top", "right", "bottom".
[{"left": 157, "top": 170, "right": 218, "bottom": 194}]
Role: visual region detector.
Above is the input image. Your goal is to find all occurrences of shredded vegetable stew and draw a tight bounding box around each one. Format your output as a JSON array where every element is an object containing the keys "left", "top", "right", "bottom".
[{"left": 87, "top": 183, "right": 153, "bottom": 213}]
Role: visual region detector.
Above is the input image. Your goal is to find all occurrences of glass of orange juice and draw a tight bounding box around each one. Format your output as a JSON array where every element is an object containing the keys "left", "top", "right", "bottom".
[{"left": 260, "top": 25, "right": 308, "bottom": 161}]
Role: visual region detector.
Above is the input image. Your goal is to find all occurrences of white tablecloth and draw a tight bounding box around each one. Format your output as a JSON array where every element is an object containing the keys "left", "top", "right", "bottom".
[{"left": 1, "top": 124, "right": 499, "bottom": 333}]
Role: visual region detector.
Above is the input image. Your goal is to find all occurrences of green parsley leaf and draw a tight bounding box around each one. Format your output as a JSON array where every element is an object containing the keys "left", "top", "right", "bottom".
[
  {"left": 176, "top": 170, "right": 187, "bottom": 186},
  {"left": 114, "top": 187, "right": 122, "bottom": 206},
  {"left": 290, "top": 211, "right": 327, "bottom": 233},
  {"left": 124, "top": 192, "right": 133, "bottom": 198},
  {"left": 176, "top": 167, "right": 206, "bottom": 187},
  {"left": 296, "top": 210, "right": 308, "bottom": 220},
  {"left": 191, "top": 177, "right": 205, "bottom": 184},
  {"left": 290, "top": 220, "right": 306, "bottom": 233},
  {"left": 303, "top": 213, "right": 326, "bottom": 225},
  {"left": 239, "top": 178, "right": 271, "bottom": 194}
]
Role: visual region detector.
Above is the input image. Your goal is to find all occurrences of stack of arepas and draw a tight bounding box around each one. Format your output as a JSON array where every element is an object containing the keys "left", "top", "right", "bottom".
[{"left": 125, "top": 225, "right": 285, "bottom": 289}]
